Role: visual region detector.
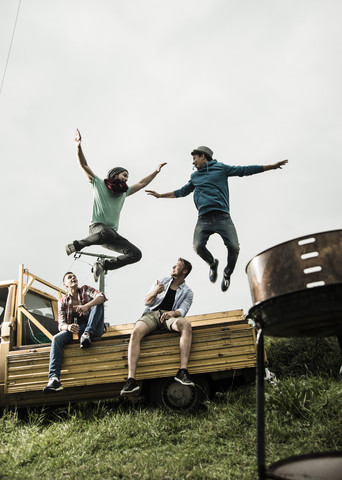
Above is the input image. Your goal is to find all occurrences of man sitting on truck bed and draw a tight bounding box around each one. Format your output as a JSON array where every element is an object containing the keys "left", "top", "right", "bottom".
[
  {"left": 121, "top": 258, "right": 194, "bottom": 396},
  {"left": 43, "top": 272, "right": 106, "bottom": 393}
]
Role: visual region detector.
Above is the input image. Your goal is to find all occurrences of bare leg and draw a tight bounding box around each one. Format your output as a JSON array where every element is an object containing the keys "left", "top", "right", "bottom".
[
  {"left": 172, "top": 317, "right": 192, "bottom": 369},
  {"left": 127, "top": 321, "right": 150, "bottom": 378}
]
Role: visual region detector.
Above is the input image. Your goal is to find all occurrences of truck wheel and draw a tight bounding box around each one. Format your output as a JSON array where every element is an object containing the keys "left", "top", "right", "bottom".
[{"left": 149, "top": 374, "right": 210, "bottom": 411}]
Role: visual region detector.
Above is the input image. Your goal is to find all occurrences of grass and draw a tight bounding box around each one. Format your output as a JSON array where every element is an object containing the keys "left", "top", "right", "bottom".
[{"left": 1, "top": 375, "right": 341, "bottom": 480}]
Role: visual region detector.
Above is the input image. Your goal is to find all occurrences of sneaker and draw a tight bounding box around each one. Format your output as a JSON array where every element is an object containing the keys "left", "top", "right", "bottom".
[
  {"left": 264, "top": 368, "right": 277, "bottom": 385},
  {"left": 120, "top": 378, "right": 140, "bottom": 396},
  {"left": 80, "top": 331, "right": 92, "bottom": 348},
  {"left": 92, "top": 260, "right": 104, "bottom": 282},
  {"left": 43, "top": 376, "right": 63, "bottom": 394},
  {"left": 65, "top": 243, "right": 76, "bottom": 256},
  {"left": 221, "top": 274, "right": 230, "bottom": 292},
  {"left": 174, "top": 369, "right": 195, "bottom": 387},
  {"left": 209, "top": 259, "right": 219, "bottom": 283}
]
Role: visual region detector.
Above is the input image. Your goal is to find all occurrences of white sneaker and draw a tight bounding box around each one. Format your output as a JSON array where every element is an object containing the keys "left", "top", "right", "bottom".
[
  {"left": 92, "top": 261, "right": 104, "bottom": 282},
  {"left": 80, "top": 331, "right": 92, "bottom": 348},
  {"left": 65, "top": 244, "right": 76, "bottom": 256}
]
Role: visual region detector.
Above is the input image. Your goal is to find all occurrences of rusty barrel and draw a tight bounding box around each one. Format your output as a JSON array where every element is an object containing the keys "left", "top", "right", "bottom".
[{"left": 246, "top": 229, "right": 342, "bottom": 337}]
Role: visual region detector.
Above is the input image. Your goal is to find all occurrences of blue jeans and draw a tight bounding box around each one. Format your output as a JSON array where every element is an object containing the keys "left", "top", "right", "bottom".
[
  {"left": 193, "top": 212, "right": 240, "bottom": 278},
  {"left": 48, "top": 304, "right": 105, "bottom": 379},
  {"left": 75, "top": 223, "right": 142, "bottom": 270}
]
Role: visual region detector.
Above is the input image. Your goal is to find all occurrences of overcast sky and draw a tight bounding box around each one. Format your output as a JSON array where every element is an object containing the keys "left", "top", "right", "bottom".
[{"left": 0, "top": 0, "right": 341, "bottom": 325}]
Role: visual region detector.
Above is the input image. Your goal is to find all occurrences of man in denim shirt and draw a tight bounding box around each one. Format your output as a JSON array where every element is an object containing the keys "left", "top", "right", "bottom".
[
  {"left": 146, "top": 147, "right": 288, "bottom": 292},
  {"left": 121, "top": 258, "right": 194, "bottom": 395}
]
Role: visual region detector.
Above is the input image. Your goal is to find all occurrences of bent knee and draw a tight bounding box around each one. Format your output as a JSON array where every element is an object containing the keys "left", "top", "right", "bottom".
[
  {"left": 131, "top": 322, "right": 149, "bottom": 341},
  {"left": 175, "top": 317, "right": 192, "bottom": 332},
  {"left": 134, "top": 249, "right": 142, "bottom": 262},
  {"left": 129, "top": 248, "right": 142, "bottom": 263},
  {"left": 231, "top": 244, "right": 240, "bottom": 256},
  {"left": 52, "top": 330, "right": 72, "bottom": 346},
  {"left": 193, "top": 241, "right": 205, "bottom": 255}
]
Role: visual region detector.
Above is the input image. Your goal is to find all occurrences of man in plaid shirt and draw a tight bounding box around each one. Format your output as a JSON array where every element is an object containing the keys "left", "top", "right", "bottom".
[{"left": 44, "top": 272, "right": 106, "bottom": 394}]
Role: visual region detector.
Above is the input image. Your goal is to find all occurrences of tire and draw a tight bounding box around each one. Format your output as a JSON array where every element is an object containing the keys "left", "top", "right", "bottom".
[{"left": 148, "top": 374, "right": 210, "bottom": 411}]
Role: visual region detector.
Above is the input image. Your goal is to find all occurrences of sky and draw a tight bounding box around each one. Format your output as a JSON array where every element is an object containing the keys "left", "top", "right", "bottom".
[{"left": 0, "top": 0, "right": 341, "bottom": 325}]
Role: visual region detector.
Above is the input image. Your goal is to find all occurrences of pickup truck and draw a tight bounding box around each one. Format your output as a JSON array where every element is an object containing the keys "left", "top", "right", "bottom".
[{"left": 0, "top": 265, "right": 258, "bottom": 410}]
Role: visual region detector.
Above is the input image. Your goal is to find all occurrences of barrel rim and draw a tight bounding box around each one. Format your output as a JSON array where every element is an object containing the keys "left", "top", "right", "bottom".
[{"left": 245, "top": 228, "right": 342, "bottom": 272}]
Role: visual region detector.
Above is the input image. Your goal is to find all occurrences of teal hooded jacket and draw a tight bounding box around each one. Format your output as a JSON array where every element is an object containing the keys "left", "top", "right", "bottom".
[{"left": 174, "top": 158, "right": 264, "bottom": 216}]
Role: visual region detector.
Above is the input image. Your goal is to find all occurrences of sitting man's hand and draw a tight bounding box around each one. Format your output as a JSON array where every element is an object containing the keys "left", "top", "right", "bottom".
[
  {"left": 160, "top": 311, "right": 176, "bottom": 323},
  {"left": 75, "top": 304, "right": 89, "bottom": 315}
]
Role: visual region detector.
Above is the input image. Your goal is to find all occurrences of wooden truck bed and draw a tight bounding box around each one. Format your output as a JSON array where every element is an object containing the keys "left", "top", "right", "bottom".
[{"left": 1, "top": 309, "right": 257, "bottom": 407}]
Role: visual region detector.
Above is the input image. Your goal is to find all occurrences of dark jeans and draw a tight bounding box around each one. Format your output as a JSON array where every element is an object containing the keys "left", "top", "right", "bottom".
[
  {"left": 74, "top": 223, "right": 142, "bottom": 271},
  {"left": 48, "top": 304, "right": 105, "bottom": 379},
  {"left": 193, "top": 212, "right": 240, "bottom": 278}
]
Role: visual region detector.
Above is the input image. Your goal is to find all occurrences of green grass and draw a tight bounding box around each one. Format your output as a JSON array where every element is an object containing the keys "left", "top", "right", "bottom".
[
  {"left": 1, "top": 376, "right": 341, "bottom": 480},
  {"left": 265, "top": 336, "right": 341, "bottom": 379}
]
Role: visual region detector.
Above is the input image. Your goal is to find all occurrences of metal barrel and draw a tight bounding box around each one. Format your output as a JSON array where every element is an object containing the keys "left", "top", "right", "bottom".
[{"left": 246, "top": 229, "right": 342, "bottom": 337}]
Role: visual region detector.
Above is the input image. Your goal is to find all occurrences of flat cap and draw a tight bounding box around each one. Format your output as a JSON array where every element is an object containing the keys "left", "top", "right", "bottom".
[{"left": 191, "top": 146, "right": 213, "bottom": 158}]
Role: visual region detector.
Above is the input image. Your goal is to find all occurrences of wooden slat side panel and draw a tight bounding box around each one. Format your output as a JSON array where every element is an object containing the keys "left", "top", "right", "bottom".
[{"left": 6, "top": 323, "right": 256, "bottom": 394}]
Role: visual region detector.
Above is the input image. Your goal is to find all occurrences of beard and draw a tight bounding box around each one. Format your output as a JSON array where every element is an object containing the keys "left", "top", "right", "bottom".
[{"left": 104, "top": 177, "right": 128, "bottom": 193}]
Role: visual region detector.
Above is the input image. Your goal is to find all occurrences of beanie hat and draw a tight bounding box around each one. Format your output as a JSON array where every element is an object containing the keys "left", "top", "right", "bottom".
[{"left": 107, "top": 167, "right": 128, "bottom": 178}]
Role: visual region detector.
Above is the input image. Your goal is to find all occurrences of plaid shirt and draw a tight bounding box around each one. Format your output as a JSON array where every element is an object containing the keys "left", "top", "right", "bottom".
[{"left": 58, "top": 285, "right": 106, "bottom": 331}]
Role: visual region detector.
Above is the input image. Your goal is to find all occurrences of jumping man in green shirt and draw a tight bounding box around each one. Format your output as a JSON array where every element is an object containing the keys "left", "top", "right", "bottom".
[{"left": 65, "top": 129, "right": 166, "bottom": 281}]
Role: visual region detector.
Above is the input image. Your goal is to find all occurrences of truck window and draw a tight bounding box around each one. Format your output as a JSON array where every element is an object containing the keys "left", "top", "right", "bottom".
[
  {"left": 0, "top": 287, "right": 9, "bottom": 327},
  {"left": 22, "top": 291, "right": 59, "bottom": 345}
]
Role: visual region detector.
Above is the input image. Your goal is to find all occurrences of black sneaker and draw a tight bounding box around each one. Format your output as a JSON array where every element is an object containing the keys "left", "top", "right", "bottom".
[
  {"left": 43, "top": 376, "right": 63, "bottom": 394},
  {"left": 221, "top": 274, "right": 230, "bottom": 292},
  {"left": 120, "top": 378, "right": 140, "bottom": 396},
  {"left": 80, "top": 331, "right": 92, "bottom": 348},
  {"left": 174, "top": 369, "right": 195, "bottom": 387},
  {"left": 209, "top": 259, "right": 219, "bottom": 283}
]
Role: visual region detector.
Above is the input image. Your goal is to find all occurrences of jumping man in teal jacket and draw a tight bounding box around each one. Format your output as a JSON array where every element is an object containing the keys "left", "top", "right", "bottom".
[{"left": 146, "top": 146, "right": 288, "bottom": 292}]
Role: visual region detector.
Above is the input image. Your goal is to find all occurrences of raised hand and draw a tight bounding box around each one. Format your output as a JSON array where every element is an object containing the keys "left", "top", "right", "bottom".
[
  {"left": 156, "top": 163, "right": 167, "bottom": 172},
  {"left": 274, "top": 159, "right": 288, "bottom": 169},
  {"left": 155, "top": 280, "right": 165, "bottom": 295},
  {"left": 75, "top": 128, "right": 82, "bottom": 146},
  {"left": 145, "top": 190, "right": 160, "bottom": 198}
]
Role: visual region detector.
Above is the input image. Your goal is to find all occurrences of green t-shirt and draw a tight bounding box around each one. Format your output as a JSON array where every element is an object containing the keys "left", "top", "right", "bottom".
[{"left": 90, "top": 175, "right": 131, "bottom": 231}]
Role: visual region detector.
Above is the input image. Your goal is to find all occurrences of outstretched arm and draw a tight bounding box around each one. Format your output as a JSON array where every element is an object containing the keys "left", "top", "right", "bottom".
[
  {"left": 129, "top": 163, "right": 167, "bottom": 195},
  {"left": 75, "top": 129, "right": 95, "bottom": 182},
  {"left": 263, "top": 159, "right": 288, "bottom": 171},
  {"left": 145, "top": 190, "right": 176, "bottom": 199}
]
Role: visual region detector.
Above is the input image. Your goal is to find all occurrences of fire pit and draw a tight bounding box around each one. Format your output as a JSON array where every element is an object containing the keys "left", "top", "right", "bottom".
[
  {"left": 246, "top": 229, "right": 342, "bottom": 337},
  {"left": 246, "top": 230, "right": 342, "bottom": 479}
]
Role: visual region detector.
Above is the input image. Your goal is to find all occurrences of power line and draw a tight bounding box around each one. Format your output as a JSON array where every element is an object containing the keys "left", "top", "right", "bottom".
[{"left": 0, "top": 0, "right": 22, "bottom": 98}]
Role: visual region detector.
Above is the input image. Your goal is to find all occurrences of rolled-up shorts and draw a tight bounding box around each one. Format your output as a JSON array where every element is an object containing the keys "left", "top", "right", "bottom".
[{"left": 138, "top": 310, "right": 177, "bottom": 333}]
